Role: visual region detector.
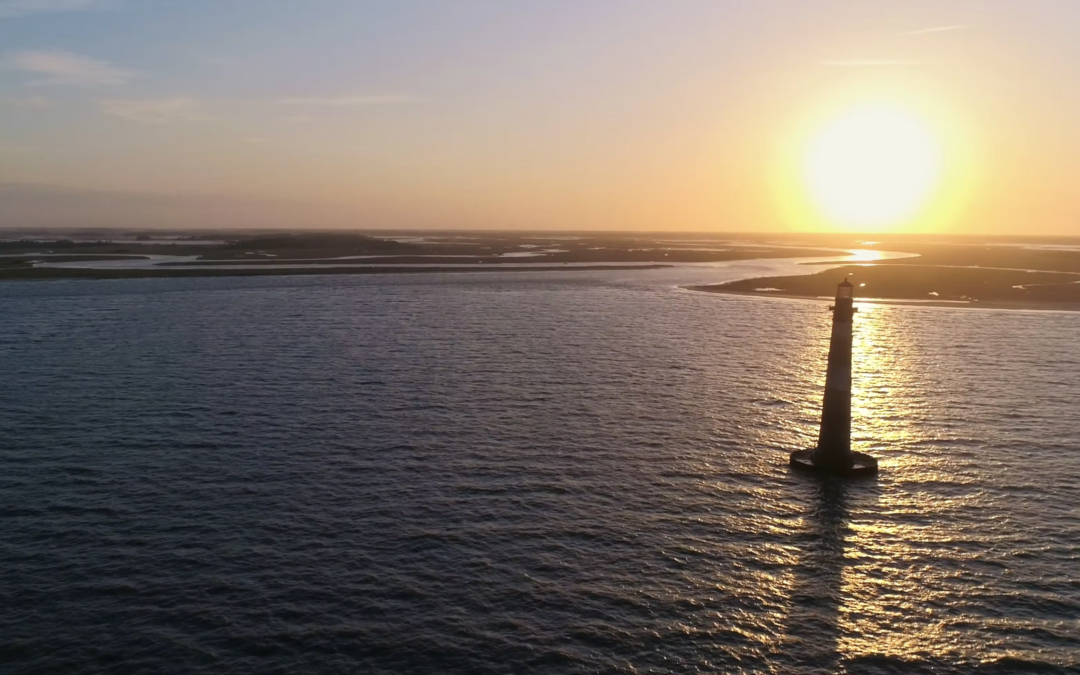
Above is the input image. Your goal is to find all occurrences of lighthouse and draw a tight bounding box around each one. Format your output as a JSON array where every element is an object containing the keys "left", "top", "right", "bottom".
[{"left": 790, "top": 278, "right": 878, "bottom": 476}]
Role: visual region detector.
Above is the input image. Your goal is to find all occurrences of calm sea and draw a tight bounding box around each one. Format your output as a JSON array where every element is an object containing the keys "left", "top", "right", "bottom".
[{"left": 2, "top": 263, "right": 1078, "bottom": 674}]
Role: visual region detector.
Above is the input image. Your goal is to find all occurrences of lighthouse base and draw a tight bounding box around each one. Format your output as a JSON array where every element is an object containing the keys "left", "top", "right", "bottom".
[{"left": 789, "top": 449, "right": 878, "bottom": 477}]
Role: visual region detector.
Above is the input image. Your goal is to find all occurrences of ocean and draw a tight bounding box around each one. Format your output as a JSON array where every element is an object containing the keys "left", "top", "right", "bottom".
[{"left": 2, "top": 262, "right": 1078, "bottom": 674}]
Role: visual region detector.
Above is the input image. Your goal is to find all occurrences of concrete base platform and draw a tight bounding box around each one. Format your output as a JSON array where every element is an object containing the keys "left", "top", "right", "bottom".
[{"left": 789, "top": 449, "right": 879, "bottom": 477}]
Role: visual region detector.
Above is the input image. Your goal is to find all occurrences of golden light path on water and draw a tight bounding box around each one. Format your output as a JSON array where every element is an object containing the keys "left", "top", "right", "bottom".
[
  {"left": 616, "top": 252, "right": 1074, "bottom": 669},
  {"left": 831, "top": 303, "right": 1059, "bottom": 664},
  {"left": 4, "top": 251, "right": 1077, "bottom": 672},
  {"left": 729, "top": 295, "right": 1041, "bottom": 666}
]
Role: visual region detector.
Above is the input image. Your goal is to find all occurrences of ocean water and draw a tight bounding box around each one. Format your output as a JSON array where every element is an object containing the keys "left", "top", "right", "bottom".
[{"left": 1, "top": 265, "right": 1078, "bottom": 674}]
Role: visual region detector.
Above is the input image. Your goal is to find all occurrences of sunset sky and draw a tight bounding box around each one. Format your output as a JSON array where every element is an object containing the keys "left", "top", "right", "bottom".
[{"left": 2, "top": 0, "right": 1078, "bottom": 234}]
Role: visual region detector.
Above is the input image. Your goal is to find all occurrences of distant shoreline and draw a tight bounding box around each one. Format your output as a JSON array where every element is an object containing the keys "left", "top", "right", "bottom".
[
  {"left": 0, "top": 263, "right": 672, "bottom": 282},
  {"left": 0, "top": 232, "right": 846, "bottom": 281},
  {"left": 684, "top": 286, "right": 1080, "bottom": 312},
  {"left": 686, "top": 261, "right": 1080, "bottom": 312}
]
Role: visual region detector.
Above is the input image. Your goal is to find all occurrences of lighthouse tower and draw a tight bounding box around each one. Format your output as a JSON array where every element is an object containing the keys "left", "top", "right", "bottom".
[{"left": 790, "top": 278, "right": 878, "bottom": 476}]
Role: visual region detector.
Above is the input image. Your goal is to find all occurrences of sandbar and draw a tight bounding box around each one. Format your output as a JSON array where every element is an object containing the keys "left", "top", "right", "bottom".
[{"left": 688, "top": 264, "right": 1080, "bottom": 312}]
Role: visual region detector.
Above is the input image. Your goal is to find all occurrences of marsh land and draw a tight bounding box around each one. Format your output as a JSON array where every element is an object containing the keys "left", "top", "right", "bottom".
[
  {"left": 5, "top": 229, "right": 1080, "bottom": 310},
  {"left": 690, "top": 239, "right": 1080, "bottom": 310},
  {"left": 0, "top": 230, "right": 834, "bottom": 280}
]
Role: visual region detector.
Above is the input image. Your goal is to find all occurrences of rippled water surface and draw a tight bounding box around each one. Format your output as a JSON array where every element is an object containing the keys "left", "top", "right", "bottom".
[{"left": 2, "top": 265, "right": 1078, "bottom": 674}]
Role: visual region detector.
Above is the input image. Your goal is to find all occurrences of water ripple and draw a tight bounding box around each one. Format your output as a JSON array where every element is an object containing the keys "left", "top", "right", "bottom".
[{"left": 1, "top": 269, "right": 1078, "bottom": 673}]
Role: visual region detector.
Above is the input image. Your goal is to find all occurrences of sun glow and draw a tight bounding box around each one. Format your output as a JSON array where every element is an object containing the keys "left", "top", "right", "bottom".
[{"left": 801, "top": 104, "right": 943, "bottom": 230}]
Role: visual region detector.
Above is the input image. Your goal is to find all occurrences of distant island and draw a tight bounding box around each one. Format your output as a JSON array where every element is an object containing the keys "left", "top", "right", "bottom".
[
  {"left": 0, "top": 231, "right": 837, "bottom": 281},
  {"left": 7, "top": 230, "right": 1080, "bottom": 311}
]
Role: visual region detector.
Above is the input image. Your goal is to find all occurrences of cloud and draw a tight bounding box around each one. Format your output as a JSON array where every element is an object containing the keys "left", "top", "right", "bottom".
[
  {"left": 0, "top": 0, "right": 104, "bottom": 19},
  {"left": 100, "top": 97, "right": 210, "bottom": 124},
  {"left": 0, "top": 181, "right": 355, "bottom": 229},
  {"left": 4, "top": 49, "right": 134, "bottom": 86},
  {"left": 820, "top": 59, "right": 930, "bottom": 67},
  {"left": 4, "top": 94, "right": 51, "bottom": 109},
  {"left": 93, "top": 93, "right": 415, "bottom": 125},
  {"left": 906, "top": 24, "right": 972, "bottom": 35},
  {"left": 277, "top": 94, "right": 418, "bottom": 107}
]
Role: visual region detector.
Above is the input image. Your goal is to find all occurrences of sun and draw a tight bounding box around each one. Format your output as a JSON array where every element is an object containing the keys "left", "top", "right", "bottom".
[{"left": 802, "top": 104, "right": 943, "bottom": 230}]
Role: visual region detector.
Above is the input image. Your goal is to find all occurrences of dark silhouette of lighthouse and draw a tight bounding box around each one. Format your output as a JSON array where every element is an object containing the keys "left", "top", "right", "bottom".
[{"left": 790, "top": 278, "right": 878, "bottom": 476}]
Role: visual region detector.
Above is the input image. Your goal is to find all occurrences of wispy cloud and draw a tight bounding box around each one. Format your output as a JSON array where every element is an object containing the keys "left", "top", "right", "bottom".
[
  {"left": 0, "top": 0, "right": 106, "bottom": 20},
  {"left": 94, "top": 93, "right": 416, "bottom": 124},
  {"left": 277, "top": 94, "right": 418, "bottom": 107},
  {"left": 906, "top": 24, "right": 972, "bottom": 35},
  {"left": 100, "top": 97, "right": 210, "bottom": 124},
  {"left": 3, "top": 94, "right": 51, "bottom": 109},
  {"left": 4, "top": 49, "right": 134, "bottom": 86},
  {"left": 820, "top": 59, "right": 930, "bottom": 67}
]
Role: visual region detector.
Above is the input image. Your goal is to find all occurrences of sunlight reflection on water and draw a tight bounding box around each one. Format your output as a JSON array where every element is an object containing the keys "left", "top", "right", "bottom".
[{"left": 0, "top": 270, "right": 1078, "bottom": 673}]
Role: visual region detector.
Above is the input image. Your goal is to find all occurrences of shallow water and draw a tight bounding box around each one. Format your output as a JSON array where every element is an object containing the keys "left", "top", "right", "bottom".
[
  {"left": 30, "top": 246, "right": 914, "bottom": 270},
  {"left": 1, "top": 264, "right": 1078, "bottom": 674}
]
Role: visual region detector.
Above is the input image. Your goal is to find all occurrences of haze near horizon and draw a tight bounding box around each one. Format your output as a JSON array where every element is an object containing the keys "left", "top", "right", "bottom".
[{"left": 2, "top": 0, "right": 1078, "bottom": 235}]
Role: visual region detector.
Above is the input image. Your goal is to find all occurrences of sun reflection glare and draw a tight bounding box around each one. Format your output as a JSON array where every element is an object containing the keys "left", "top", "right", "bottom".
[
  {"left": 833, "top": 304, "right": 992, "bottom": 661},
  {"left": 847, "top": 249, "right": 892, "bottom": 262}
]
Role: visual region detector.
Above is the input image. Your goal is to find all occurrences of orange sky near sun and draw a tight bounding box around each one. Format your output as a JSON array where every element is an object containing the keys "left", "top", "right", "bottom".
[{"left": 1, "top": 1, "right": 1078, "bottom": 234}]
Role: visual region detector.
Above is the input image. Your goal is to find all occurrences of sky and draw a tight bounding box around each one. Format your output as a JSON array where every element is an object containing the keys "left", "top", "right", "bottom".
[{"left": 1, "top": 0, "right": 1079, "bottom": 234}]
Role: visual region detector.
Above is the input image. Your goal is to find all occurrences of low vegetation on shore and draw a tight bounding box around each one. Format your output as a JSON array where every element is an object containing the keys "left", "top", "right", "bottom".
[
  {"left": 693, "top": 263, "right": 1080, "bottom": 309},
  {"left": 7, "top": 230, "right": 1080, "bottom": 311},
  {"left": 0, "top": 231, "right": 835, "bottom": 281}
]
